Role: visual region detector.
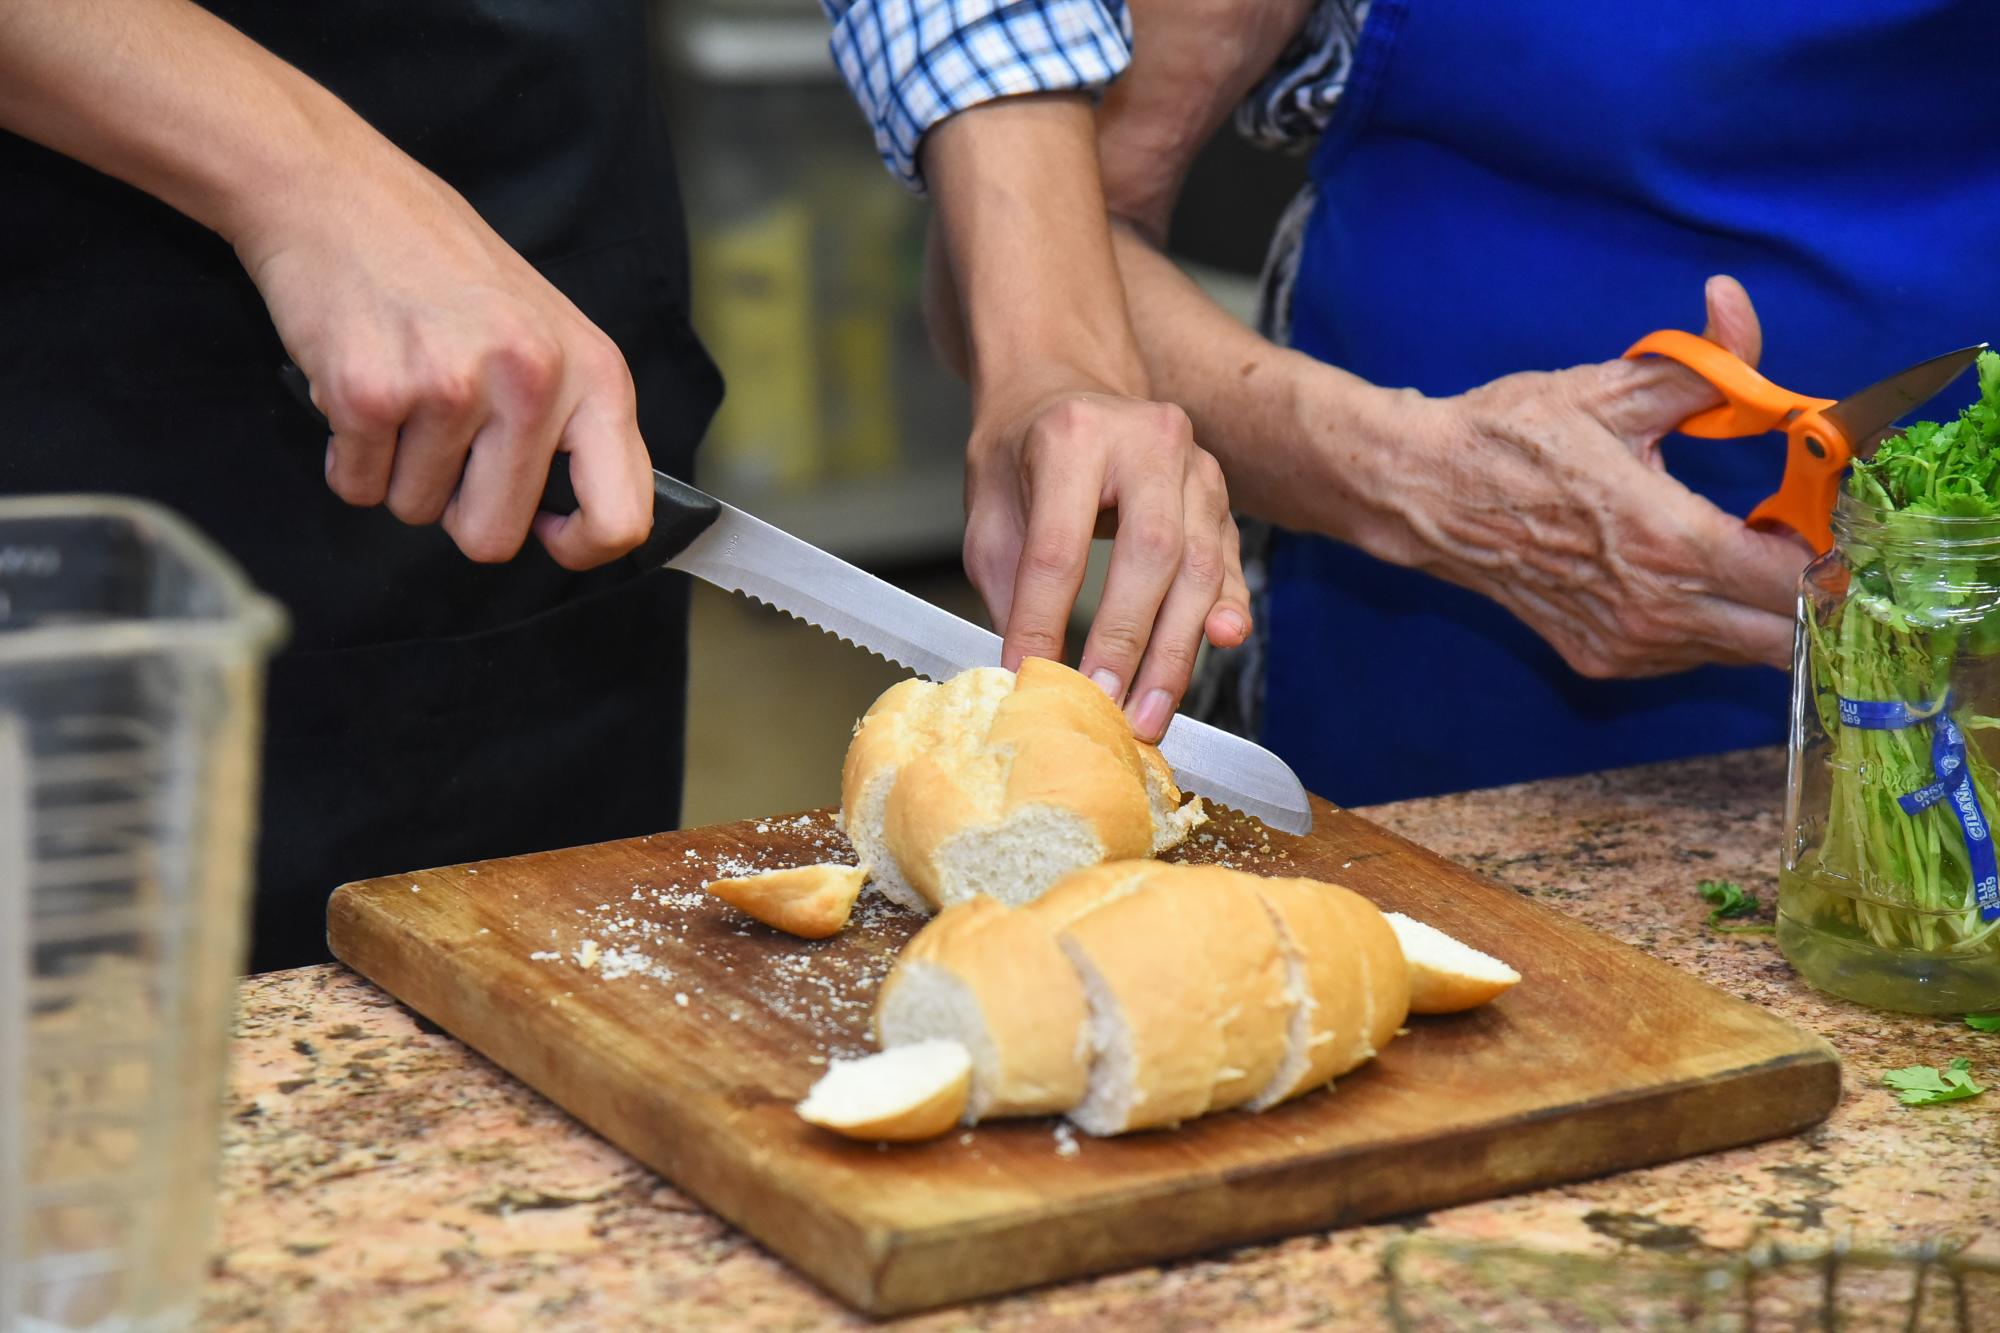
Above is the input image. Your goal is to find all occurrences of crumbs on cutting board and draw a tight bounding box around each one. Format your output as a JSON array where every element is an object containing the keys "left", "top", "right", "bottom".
[
  {"left": 513, "top": 810, "right": 891, "bottom": 1059},
  {"left": 512, "top": 808, "right": 1277, "bottom": 1063}
]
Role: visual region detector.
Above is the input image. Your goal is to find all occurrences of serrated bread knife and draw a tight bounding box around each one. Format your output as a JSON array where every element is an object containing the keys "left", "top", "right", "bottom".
[
  {"left": 276, "top": 362, "right": 1311, "bottom": 834},
  {"left": 587, "top": 463, "right": 1313, "bottom": 835}
]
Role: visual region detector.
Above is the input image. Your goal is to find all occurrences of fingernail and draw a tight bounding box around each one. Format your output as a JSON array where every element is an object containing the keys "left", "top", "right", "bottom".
[
  {"left": 1089, "top": 668, "right": 1120, "bottom": 699},
  {"left": 1132, "top": 688, "right": 1173, "bottom": 740},
  {"left": 1213, "top": 610, "right": 1247, "bottom": 643}
]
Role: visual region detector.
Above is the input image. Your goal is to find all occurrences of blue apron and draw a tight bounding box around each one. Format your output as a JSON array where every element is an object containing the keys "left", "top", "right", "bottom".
[{"left": 1267, "top": 0, "right": 2000, "bottom": 806}]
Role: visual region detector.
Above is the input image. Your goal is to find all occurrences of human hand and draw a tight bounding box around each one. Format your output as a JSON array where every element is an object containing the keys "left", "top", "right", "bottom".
[
  {"left": 234, "top": 146, "right": 653, "bottom": 569},
  {"left": 963, "top": 377, "right": 1251, "bottom": 741},
  {"left": 1311, "top": 276, "right": 1808, "bottom": 677}
]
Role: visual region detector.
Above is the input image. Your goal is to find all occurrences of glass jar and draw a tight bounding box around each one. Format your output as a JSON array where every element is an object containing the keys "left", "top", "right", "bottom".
[{"left": 1781, "top": 494, "right": 2000, "bottom": 1013}]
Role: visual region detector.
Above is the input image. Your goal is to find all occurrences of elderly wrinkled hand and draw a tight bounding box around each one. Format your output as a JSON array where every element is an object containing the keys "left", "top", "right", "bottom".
[{"left": 1306, "top": 276, "right": 1810, "bottom": 677}]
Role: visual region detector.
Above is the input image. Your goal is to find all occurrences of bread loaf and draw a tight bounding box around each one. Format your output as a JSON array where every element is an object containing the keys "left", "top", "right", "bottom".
[
  {"left": 868, "top": 862, "right": 1423, "bottom": 1138},
  {"left": 874, "top": 896, "right": 1091, "bottom": 1120},
  {"left": 840, "top": 659, "right": 1204, "bottom": 914}
]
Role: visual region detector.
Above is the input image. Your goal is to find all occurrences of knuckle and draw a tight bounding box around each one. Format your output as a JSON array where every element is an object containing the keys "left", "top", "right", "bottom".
[
  {"left": 424, "top": 366, "right": 480, "bottom": 419},
  {"left": 1150, "top": 400, "right": 1194, "bottom": 441},
  {"left": 1123, "top": 514, "right": 1183, "bottom": 565},
  {"left": 1190, "top": 447, "right": 1226, "bottom": 490},
  {"left": 1009, "top": 624, "right": 1066, "bottom": 660},
  {"left": 1020, "top": 534, "right": 1082, "bottom": 585},
  {"left": 1147, "top": 632, "right": 1201, "bottom": 680},
  {"left": 1180, "top": 534, "right": 1225, "bottom": 589},
  {"left": 1089, "top": 618, "right": 1148, "bottom": 664},
  {"left": 493, "top": 335, "right": 565, "bottom": 409},
  {"left": 383, "top": 487, "right": 447, "bottom": 527},
  {"left": 1041, "top": 396, "right": 1094, "bottom": 440},
  {"left": 327, "top": 470, "right": 386, "bottom": 508},
  {"left": 327, "top": 372, "right": 408, "bottom": 430},
  {"left": 452, "top": 518, "right": 524, "bottom": 565}
]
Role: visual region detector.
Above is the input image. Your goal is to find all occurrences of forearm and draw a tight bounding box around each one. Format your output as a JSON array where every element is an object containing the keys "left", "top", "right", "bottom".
[
  {"left": 0, "top": 0, "right": 388, "bottom": 247},
  {"left": 922, "top": 94, "right": 1149, "bottom": 403},
  {"left": 1109, "top": 224, "right": 1409, "bottom": 539}
]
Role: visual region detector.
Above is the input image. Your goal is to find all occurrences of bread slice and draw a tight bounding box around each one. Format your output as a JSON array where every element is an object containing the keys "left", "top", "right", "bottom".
[
  {"left": 1385, "top": 912, "right": 1521, "bottom": 1013},
  {"left": 838, "top": 660, "right": 1204, "bottom": 914},
  {"left": 1172, "top": 868, "right": 1291, "bottom": 1115},
  {"left": 796, "top": 1039, "right": 970, "bottom": 1142},
  {"left": 1246, "top": 877, "right": 1373, "bottom": 1110},
  {"left": 1057, "top": 880, "right": 1225, "bottom": 1135},
  {"left": 702, "top": 863, "right": 865, "bottom": 939},
  {"left": 875, "top": 898, "right": 1091, "bottom": 1120},
  {"left": 1326, "top": 885, "right": 1412, "bottom": 1057}
]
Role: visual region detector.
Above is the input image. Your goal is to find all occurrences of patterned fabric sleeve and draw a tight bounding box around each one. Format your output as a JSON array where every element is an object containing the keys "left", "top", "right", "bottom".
[
  {"left": 819, "top": 0, "right": 1133, "bottom": 191},
  {"left": 1234, "top": 0, "right": 1371, "bottom": 151}
]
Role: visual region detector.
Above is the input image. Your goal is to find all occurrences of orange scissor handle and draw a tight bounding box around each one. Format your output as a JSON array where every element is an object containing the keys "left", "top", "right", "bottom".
[{"left": 1623, "top": 328, "right": 1844, "bottom": 555}]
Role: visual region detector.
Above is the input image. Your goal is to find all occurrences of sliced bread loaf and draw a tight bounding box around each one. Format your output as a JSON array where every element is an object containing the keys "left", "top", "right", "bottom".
[
  {"left": 839, "top": 659, "right": 1204, "bottom": 914},
  {"left": 875, "top": 897, "right": 1091, "bottom": 1120}
]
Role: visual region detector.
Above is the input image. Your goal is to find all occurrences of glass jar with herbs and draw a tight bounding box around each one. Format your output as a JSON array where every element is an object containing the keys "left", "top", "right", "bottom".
[{"left": 1781, "top": 352, "right": 2000, "bottom": 1013}]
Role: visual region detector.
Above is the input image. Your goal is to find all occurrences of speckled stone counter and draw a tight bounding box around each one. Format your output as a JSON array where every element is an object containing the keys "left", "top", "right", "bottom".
[{"left": 200, "top": 748, "right": 2000, "bottom": 1330}]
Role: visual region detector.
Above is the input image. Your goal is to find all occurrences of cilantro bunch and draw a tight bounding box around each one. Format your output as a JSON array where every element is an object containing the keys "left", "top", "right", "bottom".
[{"left": 1799, "top": 351, "right": 2000, "bottom": 957}]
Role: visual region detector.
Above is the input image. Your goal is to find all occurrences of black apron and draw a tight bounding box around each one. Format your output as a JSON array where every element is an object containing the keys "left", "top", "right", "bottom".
[{"left": 0, "top": 2, "right": 722, "bottom": 972}]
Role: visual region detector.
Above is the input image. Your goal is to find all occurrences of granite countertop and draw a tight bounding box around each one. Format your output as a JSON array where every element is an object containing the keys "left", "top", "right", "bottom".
[{"left": 201, "top": 748, "right": 2000, "bottom": 1330}]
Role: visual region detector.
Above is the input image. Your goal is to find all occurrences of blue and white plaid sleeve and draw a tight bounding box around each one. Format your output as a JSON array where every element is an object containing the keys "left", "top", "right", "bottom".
[{"left": 820, "top": 0, "right": 1133, "bottom": 191}]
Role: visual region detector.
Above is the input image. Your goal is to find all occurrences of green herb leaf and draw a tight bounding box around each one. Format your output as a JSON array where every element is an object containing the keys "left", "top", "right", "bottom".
[
  {"left": 1882, "top": 1057, "right": 1987, "bottom": 1105},
  {"left": 1696, "top": 878, "right": 1774, "bottom": 932},
  {"left": 1967, "top": 1013, "right": 2000, "bottom": 1032}
]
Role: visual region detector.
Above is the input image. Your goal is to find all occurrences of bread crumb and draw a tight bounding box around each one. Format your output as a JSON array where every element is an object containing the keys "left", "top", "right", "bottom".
[
  {"left": 409, "top": 884, "right": 420, "bottom": 893},
  {"left": 529, "top": 950, "right": 560, "bottom": 962},
  {"left": 1053, "top": 1124, "right": 1080, "bottom": 1158},
  {"left": 576, "top": 940, "right": 600, "bottom": 970},
  {"left": 958, "top": 1132, "right": 974, "bottom": 1146},
  {"left": 674, "top": 992, "right": 689, "bottom": 1007}
]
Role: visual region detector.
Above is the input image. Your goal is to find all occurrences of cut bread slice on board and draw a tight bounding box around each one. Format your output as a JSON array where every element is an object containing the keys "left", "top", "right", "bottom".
[
  {"left": 876, "top": 898, "right": 1090, "bottom": 1120},
  {"left": 796, "top": 1040, "right": 971, "bottom": 1142},
  {"left": 703, "top": 863, "right": 865, "bottom": 939},
  {"left": 1386, "top": 912, "right": 1522, "bottom": 1014},
  {"left": 1246, "top": 877, "right": 1374, "bottom": 1110}
]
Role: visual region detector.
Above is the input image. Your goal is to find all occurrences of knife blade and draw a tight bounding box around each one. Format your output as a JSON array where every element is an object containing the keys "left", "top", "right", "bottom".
[
  {"left": 665, "top": 495, "right": 1313, "bottom": 835},
  {"left": 1824, "top": 342, "right": 1986, "bottom": 458},
  {"left": 276, "top": 365, "right": 1312, "bottom": 834}
]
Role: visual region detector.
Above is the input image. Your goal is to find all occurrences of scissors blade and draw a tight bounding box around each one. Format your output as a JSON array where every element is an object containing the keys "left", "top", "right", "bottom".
[{"left": 1824, "top": 343, "right": 1987, "bottom": 458}]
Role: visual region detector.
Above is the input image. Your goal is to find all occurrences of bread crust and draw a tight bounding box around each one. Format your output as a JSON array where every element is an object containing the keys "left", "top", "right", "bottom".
[
  {"left": 839, "top": 661, "right": 1201, "bottom": 913},
  {"left": 1385, "top": 912, "right": 1521, "bottom": 1013},
  {"left": 702, "top": 863, "right": 865, "bottom": 940},
  {"left": 879, "top": 898, "right": 1091, "bottom": 1118},
  {"left": 796, "top": 1051, "right": 971, "bottom": 1142}
]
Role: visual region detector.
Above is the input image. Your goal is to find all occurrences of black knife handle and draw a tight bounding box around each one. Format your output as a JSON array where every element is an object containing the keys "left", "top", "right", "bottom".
[
  {"left": 278, "top": 361, "right": 720, "bottom": 564},
  {"left": 539, "top": 453, "right": 721, "bottom": 566}
]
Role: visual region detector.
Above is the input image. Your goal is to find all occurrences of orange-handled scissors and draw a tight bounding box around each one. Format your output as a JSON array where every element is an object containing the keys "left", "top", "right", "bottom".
[{"left": 1623, "top": 329, "right": 1985, "bottom": 554}]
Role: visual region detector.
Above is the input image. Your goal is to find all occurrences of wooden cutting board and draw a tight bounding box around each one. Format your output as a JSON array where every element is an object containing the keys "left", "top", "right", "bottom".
[{"left": 327, "top": 799, "right": 1840, "bottom": 1316}]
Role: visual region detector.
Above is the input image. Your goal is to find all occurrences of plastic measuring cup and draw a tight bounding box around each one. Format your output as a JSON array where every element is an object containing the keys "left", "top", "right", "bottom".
[{"left": 0, "top": 496, "right": 283, "bottom": 1330}]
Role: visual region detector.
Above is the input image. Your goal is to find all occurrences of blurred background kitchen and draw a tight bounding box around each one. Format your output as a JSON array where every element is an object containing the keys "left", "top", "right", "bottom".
[{"left": 661, "top": 0, "right": 1303, "bottom": 822}]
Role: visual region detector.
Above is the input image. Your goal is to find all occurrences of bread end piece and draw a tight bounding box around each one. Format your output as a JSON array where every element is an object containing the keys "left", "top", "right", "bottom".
[
  {"left": 796, "top": 1040, "right": 971, "bottom": 1142},
  {"left": 1385, "top": 911, "right": 1521, "bottom": 1014},
  {"left": 703, "top": 863, "right": 865, "bottom": 940}
]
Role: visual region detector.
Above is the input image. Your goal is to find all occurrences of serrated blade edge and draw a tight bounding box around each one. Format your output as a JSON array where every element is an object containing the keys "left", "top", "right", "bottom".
[{"left": 669, "top": 502, "right": 1313, "bottom": 834}]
